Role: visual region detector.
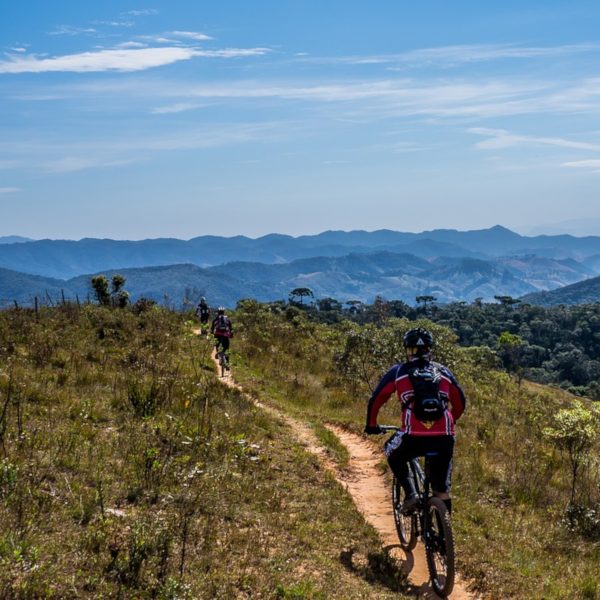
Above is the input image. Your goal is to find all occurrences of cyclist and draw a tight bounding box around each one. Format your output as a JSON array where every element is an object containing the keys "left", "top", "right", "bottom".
[
  {"left": 364, "top": 327, "right": 465, "bottom": 515},
  {"left": 195, "top": 297, "right": 211, "bottom": 335},
  {"left": 211, "top": 307, "right": 234, "bottom": 365}
]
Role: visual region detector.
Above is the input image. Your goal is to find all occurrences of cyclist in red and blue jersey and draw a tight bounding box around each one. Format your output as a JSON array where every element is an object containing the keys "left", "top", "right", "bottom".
[
  {"left": 211, "top": 307, "right": 234, "bottom": 363},
  {"left": 365, "top": 327, "right": 465, "bottom": 515}
]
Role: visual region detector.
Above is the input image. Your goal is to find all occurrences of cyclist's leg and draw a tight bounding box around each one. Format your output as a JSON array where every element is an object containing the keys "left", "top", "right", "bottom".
[
  {"left": 428, "top": 436, "right": 455, "bottom": 511},
  {"left": 387, "top": 434, "right": 419, "bottom": 499},
  {"left": 214, "top": 335, "right": 223, "bottom": 357},
  {"left": 221, "top": 337, "right": 230, "bottom": 368}
]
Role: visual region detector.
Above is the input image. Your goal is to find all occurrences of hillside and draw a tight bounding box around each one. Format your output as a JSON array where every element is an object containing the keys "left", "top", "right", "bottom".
[
  {"left": 3, "top": 226, "right": 600, "bottom": 280},
  {"left": 1, "top": 301, "right": 599, "bottom": 598},
  {"left": 0, "top": 304, "right": 413, "bottom": 599},
  {"left": 522, "top": 274, "right": 600, "bottom": 306},
  {"left": 1, "top": 249, "right": 594, "bottom": 308}
]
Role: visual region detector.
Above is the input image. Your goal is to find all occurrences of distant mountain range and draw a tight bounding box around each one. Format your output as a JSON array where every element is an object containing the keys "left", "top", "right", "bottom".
[
  {"left": 0, "top": 236, "right": 33, "bottom": 244},
  {"left": 2, "top": 225, "right": 600, "bottom": 307},
  {"left": 2, "top": 225, "right": 600, "bottom": 280}
]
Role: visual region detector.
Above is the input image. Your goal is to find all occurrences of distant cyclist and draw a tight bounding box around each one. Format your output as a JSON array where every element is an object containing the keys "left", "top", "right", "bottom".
[
  {"left": 211, "top": 306, "right": 234, "bottom": 364},
  {"left": 364, "top": 327, "right": 466, "bottom": 515},
  {"left": 195, "top": 297, "right": 211, "bottom": 335}
]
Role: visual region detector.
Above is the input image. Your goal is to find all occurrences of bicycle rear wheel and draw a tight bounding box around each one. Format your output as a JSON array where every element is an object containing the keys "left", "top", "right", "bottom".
[
  {"left": 424, "top": 497, "right": 455, "bottom": 597},
  {"left": 392, "top": 476, "right": 417, "bottom": 550}
]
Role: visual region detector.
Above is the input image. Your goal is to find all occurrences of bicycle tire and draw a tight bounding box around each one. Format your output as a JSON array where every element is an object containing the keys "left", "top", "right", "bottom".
[
  {"left": 392, "top": 476, "right": 417, "bottom": 550},
  {"left": 424, "top": 497, "right": 455, "bottom": 597}
]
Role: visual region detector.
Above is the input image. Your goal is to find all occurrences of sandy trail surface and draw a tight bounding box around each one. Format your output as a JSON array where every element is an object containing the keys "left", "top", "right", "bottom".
[{"left": 207, "top": 343, "right": 477, "bottom": 599}]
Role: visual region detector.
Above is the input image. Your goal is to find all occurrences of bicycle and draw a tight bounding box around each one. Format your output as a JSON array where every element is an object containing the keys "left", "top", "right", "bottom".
[
  {"left": 216, "top": 349, "right": 230, "bottom": 377},
  {"left": 379, "top": 425, "right": 455, "bottom": 598}
]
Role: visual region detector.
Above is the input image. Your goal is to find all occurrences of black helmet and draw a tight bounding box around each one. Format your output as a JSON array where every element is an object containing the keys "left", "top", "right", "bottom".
[
  {"left": 403, "top": 327, "right": 434, "bottom": 357},
  {"left": 217, "top": 306, "right": 225, "bottom": 314}
]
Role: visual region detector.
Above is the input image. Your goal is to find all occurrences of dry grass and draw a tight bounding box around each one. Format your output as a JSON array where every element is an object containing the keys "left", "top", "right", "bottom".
[{"left": 0, "top": 305, "right": 412, "bottom": 599}]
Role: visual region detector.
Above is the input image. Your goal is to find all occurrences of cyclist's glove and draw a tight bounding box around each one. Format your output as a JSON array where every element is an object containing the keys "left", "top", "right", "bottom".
[{"left": 364, "top": 425, "right": 382, "bottom": 435}]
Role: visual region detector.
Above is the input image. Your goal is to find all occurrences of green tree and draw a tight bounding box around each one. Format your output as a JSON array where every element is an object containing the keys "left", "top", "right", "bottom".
[
  {"left": 289, "top": 287, "right": 314, "bottom": 306},
  {"left": 543, "top": 400, "right": 600, "bottom": 505},
  {"left": 111, "top": 274, "right": 130, "bottom": 308},
  {"left": 91, "top": 275, "right": 110, "bottom": 306},
  {"left": 497, "top": 331, "right": 525, "bottom": 381},
  {"left": 416, "top": 295, "right": 437, "bottom": 315}
]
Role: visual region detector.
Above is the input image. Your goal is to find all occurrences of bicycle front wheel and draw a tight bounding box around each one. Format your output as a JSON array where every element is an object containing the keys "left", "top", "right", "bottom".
[
  {"left": 424, "top": 497, "right": 455, "bottom": 597},
  {"left": 392, "top": 476, "right": 417, "bottom": 550}
]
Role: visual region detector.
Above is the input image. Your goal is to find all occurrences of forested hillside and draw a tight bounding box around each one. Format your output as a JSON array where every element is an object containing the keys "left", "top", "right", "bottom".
[{"left": 299, "top": 296, "right": 600, "bottom": 400}]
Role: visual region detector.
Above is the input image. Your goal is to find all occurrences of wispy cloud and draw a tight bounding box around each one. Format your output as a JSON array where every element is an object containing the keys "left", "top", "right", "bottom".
[
  {"left": 94, "top": 20, "right": 134, "bottom": 28},
  {"left": 0, "top": 187, "right": 21, "bottom": 194},
  {"left": 1, "top": 123, "right": 288, "bottom": 173},
  {"left": 469, "top": 127, "right": 600, "bottom": 151},
  {"left": 124, "top": 9, "right": 158, "bottom": 16},
  {"left": 301, "top": 43, "right": 600, "bottom": 69},
  {"left": 168, "top": 31, "right": 212, "bottom": 41},
  {"left": 0, "top": 46, "right": 270, "bottom": 74},
  {"left": 48, "top": 25, "right": 97, "bottom": 37},
  {"left": 151, "top": 102, "right": 205, "bottom": 114},
  {"left": 562, "top": 159, "right": 600, "bottom": 171},
  {"left": 115, "top": 41, "right": 148, "bottom": 49}
]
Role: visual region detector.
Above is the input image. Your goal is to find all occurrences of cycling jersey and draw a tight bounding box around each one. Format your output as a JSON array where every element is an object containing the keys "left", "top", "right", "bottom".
[{"left": 366, "top": 359, "right": 465, "bottom": 436}]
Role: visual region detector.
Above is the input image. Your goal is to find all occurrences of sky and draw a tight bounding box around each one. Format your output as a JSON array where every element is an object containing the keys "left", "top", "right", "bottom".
[{"left": 2, "top": 0, "right": 600, "bottom": 240}]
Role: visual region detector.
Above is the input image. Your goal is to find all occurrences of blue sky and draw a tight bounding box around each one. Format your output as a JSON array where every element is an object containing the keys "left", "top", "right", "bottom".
[{"left": 2, "top": 1, "right": 600, "bottom": 239}]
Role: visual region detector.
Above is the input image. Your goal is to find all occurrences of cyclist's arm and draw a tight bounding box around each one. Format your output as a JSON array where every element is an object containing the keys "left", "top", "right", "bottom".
[
  {"left": 440, "top": 366, "right": 466, "bottom": 420},
  {"left": 366, "top": 366, "right": 398, "bottom": 428}
]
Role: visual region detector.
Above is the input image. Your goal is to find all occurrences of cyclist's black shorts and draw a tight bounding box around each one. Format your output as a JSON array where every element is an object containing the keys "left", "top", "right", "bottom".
[
  {"left": 214, "top": 335, "right": 230, "bottom": 352},
  {"left": 200, "top": 315, "right": 209, "bottom": 324},
  {"left": 387, "top": 434, "right": 454, "bottom": 494}
]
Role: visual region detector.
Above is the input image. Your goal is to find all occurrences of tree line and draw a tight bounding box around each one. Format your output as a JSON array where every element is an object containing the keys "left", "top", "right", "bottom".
[{"left": 286, "top": 290, "right": 600, "bottom": 400}]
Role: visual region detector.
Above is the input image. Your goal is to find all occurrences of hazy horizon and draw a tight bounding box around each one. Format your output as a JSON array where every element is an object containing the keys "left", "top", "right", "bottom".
[{"left": 3, "top": 221, "right": 600, "bottom": 242}]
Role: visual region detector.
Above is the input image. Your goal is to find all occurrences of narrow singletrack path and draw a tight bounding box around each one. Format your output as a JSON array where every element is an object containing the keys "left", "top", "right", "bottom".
[{"left": 206, "top": 342, "right": 478, "bottom": 599}]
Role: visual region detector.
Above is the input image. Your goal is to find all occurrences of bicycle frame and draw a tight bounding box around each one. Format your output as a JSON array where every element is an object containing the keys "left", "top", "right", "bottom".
[{"left": 407, "top": 454, "right": 435, "bottom": 550}]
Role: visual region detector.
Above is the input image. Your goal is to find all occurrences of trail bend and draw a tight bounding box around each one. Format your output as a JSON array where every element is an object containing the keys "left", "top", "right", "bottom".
[{"left": 205, "top": 339, "right": 478, "bottom": 599}]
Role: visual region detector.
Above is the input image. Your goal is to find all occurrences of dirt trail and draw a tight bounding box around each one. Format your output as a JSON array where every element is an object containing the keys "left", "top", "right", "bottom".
[{"left": 208, "top": 346, "right": 477, "bottom": 599}]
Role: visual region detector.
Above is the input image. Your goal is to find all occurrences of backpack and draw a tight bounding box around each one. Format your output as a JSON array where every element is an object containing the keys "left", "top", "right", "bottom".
[
  {"left": 408, "top": 364, "right": 445, "bottom": 422},
  {"left": 214, "top": 315, "right": 230, "bottom": 335}
]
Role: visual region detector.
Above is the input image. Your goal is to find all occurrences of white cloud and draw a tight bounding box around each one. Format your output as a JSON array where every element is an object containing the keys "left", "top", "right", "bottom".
[
  {"left": 94, "top": 20, "right": 134, "bottom": 28},
  {"left": 151, "top": 102, "right": 205, "bottom": 114},
  {"left": 562, "top": 159, "right": 600, "bottom": 169},
  {"left": 116, "top": 41, "right": 148, "bottom": 49},
  {"left": 0, "top": 187, "right": 21, "bottom": 194},
  {"left": 124, "top": 9, "right": 158, "bottom": 16},
  {"left": 9, "top": 47, "right": 27, "bottom": 53},
  {"left": 469, "top": 127, "right": 600, "bottom": 151},
  {"left": 0, "top": 123, "right": 287, "bottom": 173},
  {"left": 301, "top": 43, "right": 600, "bottom": 69},
  {"left": 0, "top": 46, "right": 269, "bottom": 74},
  {"left": 48, "top": 25, "right": 97, "bottom": 36},
  {"left": 168, "top": 31, "right": 212, "bottom": 41}
]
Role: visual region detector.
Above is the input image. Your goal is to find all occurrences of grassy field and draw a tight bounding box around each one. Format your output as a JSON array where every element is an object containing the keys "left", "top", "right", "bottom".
[
  {"left": 0, "top": 304, "right": 414, "bottom": 599},
  {"left": 233, "top": 301, "right": 600, "bottom": 600}
]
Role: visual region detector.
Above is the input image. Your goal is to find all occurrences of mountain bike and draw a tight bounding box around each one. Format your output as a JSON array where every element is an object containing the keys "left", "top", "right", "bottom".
[
  {"left": 379, "top": 425, "right": 455, "bottom": 598},
  {"left": 216, "top": 349, "right": 229, "bottom": 377}
]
